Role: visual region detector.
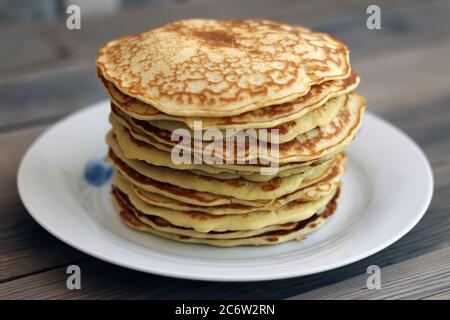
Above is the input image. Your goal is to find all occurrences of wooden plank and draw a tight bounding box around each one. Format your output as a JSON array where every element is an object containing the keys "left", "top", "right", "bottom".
[
  {"left": 0, "top": 126, "right": 88, "bottom": 282},
  {"left": 287, "top": 246, "right": 450, "bottom": 300},
  {"left": 0, "top": 259, "right": 189, "bottom": 300},
  {"left": 0, "top": 126, "right": 47, "bottom": 187},
  {"left": 0, "top": 65, "right": 104, "bottom": 134},
  {"left": 422, "top": 291, "right": 450, "bottom": 300},
  {"left": 353, "top": 41, "right": 450, "bottom": 119}
]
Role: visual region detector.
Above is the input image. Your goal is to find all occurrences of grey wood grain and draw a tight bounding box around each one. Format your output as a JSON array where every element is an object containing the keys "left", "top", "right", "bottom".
[
  {"left": 0, "top": 126, "right": 88, "bottom": 282},
  {"left": 287, "top": 247, "right": 450, "bottom": 300},
  {"left": 422, "top": 291, "right": 450, "bottom": 300},
  {"left": 0, "top": 65, "right": 104, "bottom": 134}
]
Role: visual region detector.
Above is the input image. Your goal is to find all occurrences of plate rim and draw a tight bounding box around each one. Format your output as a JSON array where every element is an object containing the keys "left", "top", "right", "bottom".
[{"left": 17, "top": 102, "right": 434, "bottom": 282}]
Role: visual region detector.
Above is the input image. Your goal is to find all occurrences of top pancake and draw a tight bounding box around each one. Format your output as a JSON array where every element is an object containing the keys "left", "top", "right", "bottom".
[{"left": 96, "top": 19, "right": 350, "bottom": 117}]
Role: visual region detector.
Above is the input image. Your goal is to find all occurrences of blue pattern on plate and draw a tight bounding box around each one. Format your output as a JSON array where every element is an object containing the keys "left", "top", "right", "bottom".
[{"left": 84, "top": 158, "right": 113, "bottom": 187}]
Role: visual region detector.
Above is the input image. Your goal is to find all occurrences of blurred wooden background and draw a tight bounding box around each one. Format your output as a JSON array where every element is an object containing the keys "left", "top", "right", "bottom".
[{"left": 0, "top": 0, "right": 449, "bottom": 299}]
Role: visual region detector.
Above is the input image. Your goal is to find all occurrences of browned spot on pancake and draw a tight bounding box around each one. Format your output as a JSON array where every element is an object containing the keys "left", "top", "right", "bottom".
[
  {"left": 269, "top": 214, "right": 319, "bottom": 237},
  {"left": 277, "top": 138, "right": 296, "bottom": 152},
  {"left": 266, "top": 237, "right": 279, "bottom": 242},
  {"left": 321, "top": 188, "right": 339, "bottom": 219},
  {"left": 152, "top": 216, "right": 172, "bottom": 227},
  {"left": 114, "top": 190, "right": 146, "bottom": 228},
  {"left": 277, "top": 120, "right": 296, "bottom": 135},
  {"left": 192, "top": 30, "right": 239, "bottom": 48},
  {"left": 280, "top": 222, "right": 296, "bottom": 228},
  {"left": 196, "top": 175, "right": 246, "bottom": 189},
  {"left": 309, "top": 161, "right": 324, "bottom": 167},
  {"left": 179, "top": 235, "right": 191, "bottom": 240},
  {"left": 164, "top": 22, "right": 182, "bottom": 33},
  {"left": 119, "top": 209, "right": 142, "bottom": 228},
  {"left": 261, "top": 177, "right": 282, "bottom": 191},
  {"left": 284, "top": 200, "right": 303, "bottom": 210},
  {"left": 343, "top": 71, "right": 357, "bottom": 86},
  {"left": 309, "top": 223, "right": 317, "bottom": 228},
  {"left": 224, "top": 179, "right": 245, "bottom": 188}
]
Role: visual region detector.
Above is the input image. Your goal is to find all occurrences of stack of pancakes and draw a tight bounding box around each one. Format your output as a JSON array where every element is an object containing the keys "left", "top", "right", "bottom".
[{"left": 96, "top": 19, "right": 365, "bottom": 246}]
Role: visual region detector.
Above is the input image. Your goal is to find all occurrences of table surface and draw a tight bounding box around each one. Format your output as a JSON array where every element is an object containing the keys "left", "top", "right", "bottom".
[{"left": 1, "top": 0, "right": 450, "bottom": 300}]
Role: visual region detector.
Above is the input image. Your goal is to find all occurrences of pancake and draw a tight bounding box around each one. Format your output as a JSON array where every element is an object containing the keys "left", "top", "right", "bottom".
[
  {"left": 99, "top": 69, "right": 359, "bottom": 129},
  {"left": 111, "top": 149, "right": 340, "bottom": 208},
  {"left": 142, "top": 94, "right": 346, "bottom": 144},
  {"left": 107, "top": 122, "right": 335, "bottom": 182},
  {"left": 108, "top": 137, "right": 333, "bottom": 201},
  {"left": 112, "top": 172, "right": 338, "bottom": 233},
  {"left": 96, "top": 19, "right": 350, "bottom": 117},
  {"left": 114, "top": 185, "right": 339, "bottom": 246},
  {"left": 113, "top": 188, "right": 299, "bottom": 239},
  {"left": 111, "top": 92, "right": 365, "bottom": 164},
  {"left": 131, "top": 155, "right": 344, "bottom": 215}
]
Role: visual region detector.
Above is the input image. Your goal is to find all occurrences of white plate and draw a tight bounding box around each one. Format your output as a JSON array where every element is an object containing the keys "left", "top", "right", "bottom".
[{"left": 17, "top": 101, "right": 433, "bottom": 282}]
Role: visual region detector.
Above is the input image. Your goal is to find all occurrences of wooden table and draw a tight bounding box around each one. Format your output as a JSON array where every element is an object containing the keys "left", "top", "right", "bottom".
[{"left": 1, "top": 0, "right": 450, "bottom": 300}]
